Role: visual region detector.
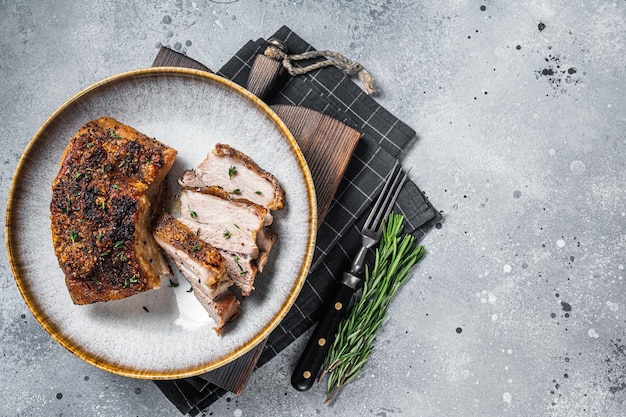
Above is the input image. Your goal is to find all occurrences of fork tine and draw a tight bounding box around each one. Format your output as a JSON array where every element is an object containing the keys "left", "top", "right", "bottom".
[
  {"left": 376, "top": 170, "right": 408, "bottom": 231},
  {"left": 364, "top": 160, "right": 407, "bottom": 232},
  {"left": 364, "top": 160, "right": 400, "bottom": 229},
  {"left": 371, "top": 168, "right": 408, "bottom": 233}
]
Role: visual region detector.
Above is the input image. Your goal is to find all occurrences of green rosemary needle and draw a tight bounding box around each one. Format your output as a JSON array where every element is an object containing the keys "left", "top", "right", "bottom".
[{"left": 323, "top": 213, "right": 426, "bottom": 403}]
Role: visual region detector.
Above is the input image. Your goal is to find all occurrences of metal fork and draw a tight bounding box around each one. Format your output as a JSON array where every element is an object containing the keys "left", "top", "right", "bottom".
[
  {"left": 345, "top": 159, "right": 409, "bottom": 283},
  {"left": 291, "top": 159, "right": 408, "bottom": 391}
]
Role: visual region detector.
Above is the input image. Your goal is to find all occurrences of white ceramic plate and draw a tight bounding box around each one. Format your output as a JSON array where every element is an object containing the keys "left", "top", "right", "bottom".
[{"left": 5, "top": 68, "right": 316, "bottom": 379}]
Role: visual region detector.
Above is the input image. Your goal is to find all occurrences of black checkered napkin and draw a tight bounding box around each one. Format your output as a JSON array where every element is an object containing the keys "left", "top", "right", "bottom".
[{"left": 155, "top": 26, "right": 440, "bottom": 416}]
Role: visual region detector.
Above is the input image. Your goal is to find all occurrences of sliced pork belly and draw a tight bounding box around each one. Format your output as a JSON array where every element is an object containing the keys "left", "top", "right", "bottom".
[
  {"left": 179, "top": 187, "right": 271, "bottom": 258},
  {"left": 179, "top": 143, "right": 285, "bottom": 210},
  {"left": 178, "top": 187, "right": 274, "bottom": 296},
  {"left": 153, "top": 213, "right": 240, "bottom": 333}
]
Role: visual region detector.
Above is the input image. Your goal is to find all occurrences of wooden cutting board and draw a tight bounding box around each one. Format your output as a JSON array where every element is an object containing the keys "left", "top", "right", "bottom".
[{"left": 152, "top": 46, "right": 360, "bottom": 393}]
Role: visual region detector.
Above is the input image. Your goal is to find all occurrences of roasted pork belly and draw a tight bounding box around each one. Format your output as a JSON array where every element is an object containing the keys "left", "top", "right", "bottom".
[
  {"left": 179, "top": 187, "right": 271, "bottom": 257},
  {"left": 177, "top": 145, "right": 284, "bottom": 297},
  {"left": 153, "top": 213, "right": 231, "bottom": 298},
  {"left": 178, "top": 187, "right": 274, "bottom": 296},
  {"left": 220, "top": 250, "right": 258, "bottom": 297},
  {"left": 179, "top": 143, "right": 285, "bottom": 210},
  {"left": 50, "top": 117, "right": 176, "bottom": 304},
  {"left": 153, "top": 212, "right": 240, "bottom": 332}
]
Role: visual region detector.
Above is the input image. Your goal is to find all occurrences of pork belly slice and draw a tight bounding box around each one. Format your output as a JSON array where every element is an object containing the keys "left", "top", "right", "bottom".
[
  {"left": 190, "top": 284, "right": 241, "bottom": 336},
  {"left": 153, "top": 213, "right": 231, "bottom": 298},
  {"left": 179, "top": 143, "right": 285, "bottom": 210},
  {"left": 50, "top": 117, "right": 176, "bottom": 305},
  {"left": 179, "top": 187, "right": 274, "bottom": 296},
  {"left": 218, "top": 232, "right": 274, "bottom": 296},
  {"left": 179, "top": 187, "right": 271, "bottom": 257},
  {"left": 153, "top": 213, "right": 240, "bottom": 333}
]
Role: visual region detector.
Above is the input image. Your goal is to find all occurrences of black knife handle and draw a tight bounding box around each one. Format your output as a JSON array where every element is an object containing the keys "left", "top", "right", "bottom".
[{"left": 291, "top": 281, "right": 355, "bottom": 391}]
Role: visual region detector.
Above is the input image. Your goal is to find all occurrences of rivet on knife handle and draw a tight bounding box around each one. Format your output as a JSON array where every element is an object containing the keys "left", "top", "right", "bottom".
[{"left": 291, "top": 278, "right": 355, "bottom": 391}]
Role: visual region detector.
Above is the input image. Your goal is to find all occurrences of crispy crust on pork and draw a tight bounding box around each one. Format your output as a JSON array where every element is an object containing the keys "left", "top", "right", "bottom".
[{"left": 50, "top": 117, "right": 176, "bottom": 304}]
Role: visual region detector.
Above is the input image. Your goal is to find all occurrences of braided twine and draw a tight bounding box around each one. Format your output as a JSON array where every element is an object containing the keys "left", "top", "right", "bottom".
[{"left": 264, "top": 45, "right": 378, "bottom": 95}]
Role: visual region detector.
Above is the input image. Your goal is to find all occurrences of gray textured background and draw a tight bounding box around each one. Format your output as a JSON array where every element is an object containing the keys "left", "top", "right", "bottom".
[{"left": 2, "top": 1, "right": 625, "bottom": 416}]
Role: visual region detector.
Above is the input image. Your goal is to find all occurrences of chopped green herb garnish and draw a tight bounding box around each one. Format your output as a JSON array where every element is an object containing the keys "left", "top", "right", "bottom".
[
  {"left": 65, "top": 196, "right": 71, "bottom": 214},
  {"left": 118, "top": 160, "right": 125, "bottom": 168},
  {"left": 255, "top": 191, "right": 262, "bottom": 195},
  {"left": 109, "top": 129, "right": 121, "bottom": 139},
  {"left": 99, "top": 251, "right": 110, "bottom": 257},
  {"left": 113, "top": 241, "right": 124, "bottom": 249},
  {"left": 168, "top": 279, "right": 179, "bottom": 288},
  {"left": 223, "top": 230, "right": 231, "bottom": 239},
  {"left": 233, "top": 254, "right": 244, "bottom": 273},
  {"left": 129, "top": 275, "right": 138, "bottom": 283},
  {"left": 111, "top": 184, "right": 119, "bottom": 190},
  {"left": 96, "top": 231, "right": 103, "bottom": 242},
  {"left": 142, "top": 306, "right": 149, "bottom": 313},
  {"left": 191, "top": 243, "right": 201, "bottom": 252},
  {"left": 240, "top": 270, "right": 248, "bottom": 275},
  {"left": 228, "top": 166, "right": 237, "bottom": 179},
  {"left": 101, "top": 201, "right": 106, "bottom": 210},
  {"left": 74, "top": 171, "right": 82, "bottom": 180},
  {"left": 234, "top": 224, "right": 240, "bottom": 230},
  {"left": 118, "top": 253, "right": 128, "bottom": 261},
  {"left": 69, "top": 229, "right": 78, "bottom": 243},
  {"left": 87, "top": 142, "right": 94, "bottom": 149},
  {"left": 232, "top": 189, "right": 241, "bottom": 195},
  {"left": 187, "top": 204, "right": 197, "bottom": 218},
  {"left": 186, "top": 287, "right": 193, "bottom": 293}
]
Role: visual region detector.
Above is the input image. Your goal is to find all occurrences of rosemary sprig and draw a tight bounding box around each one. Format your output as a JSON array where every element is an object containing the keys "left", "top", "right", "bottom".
[{"left": 323, "top": 213, "right": 426, "bottom": 403}]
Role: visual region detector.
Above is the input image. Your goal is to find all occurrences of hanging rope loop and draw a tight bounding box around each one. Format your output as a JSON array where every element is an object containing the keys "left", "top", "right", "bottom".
[{"left": 264, "top": 38, "right": 378, "bottom": 95}]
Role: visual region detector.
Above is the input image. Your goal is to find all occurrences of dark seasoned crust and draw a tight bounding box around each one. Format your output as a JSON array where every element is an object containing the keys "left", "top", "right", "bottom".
[{"left": 50, "top": 117, "right": 176, "bottom": 304}]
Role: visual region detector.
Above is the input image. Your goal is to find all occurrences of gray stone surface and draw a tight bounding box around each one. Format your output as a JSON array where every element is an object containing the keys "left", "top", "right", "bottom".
[{"left": 2, "top": 1, "right": 625, "bottom": 416}]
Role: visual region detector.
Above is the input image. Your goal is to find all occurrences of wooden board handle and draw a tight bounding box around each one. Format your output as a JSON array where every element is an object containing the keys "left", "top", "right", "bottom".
[{"left": 247, "top": 54, "right": 285, "bottom": 100}]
